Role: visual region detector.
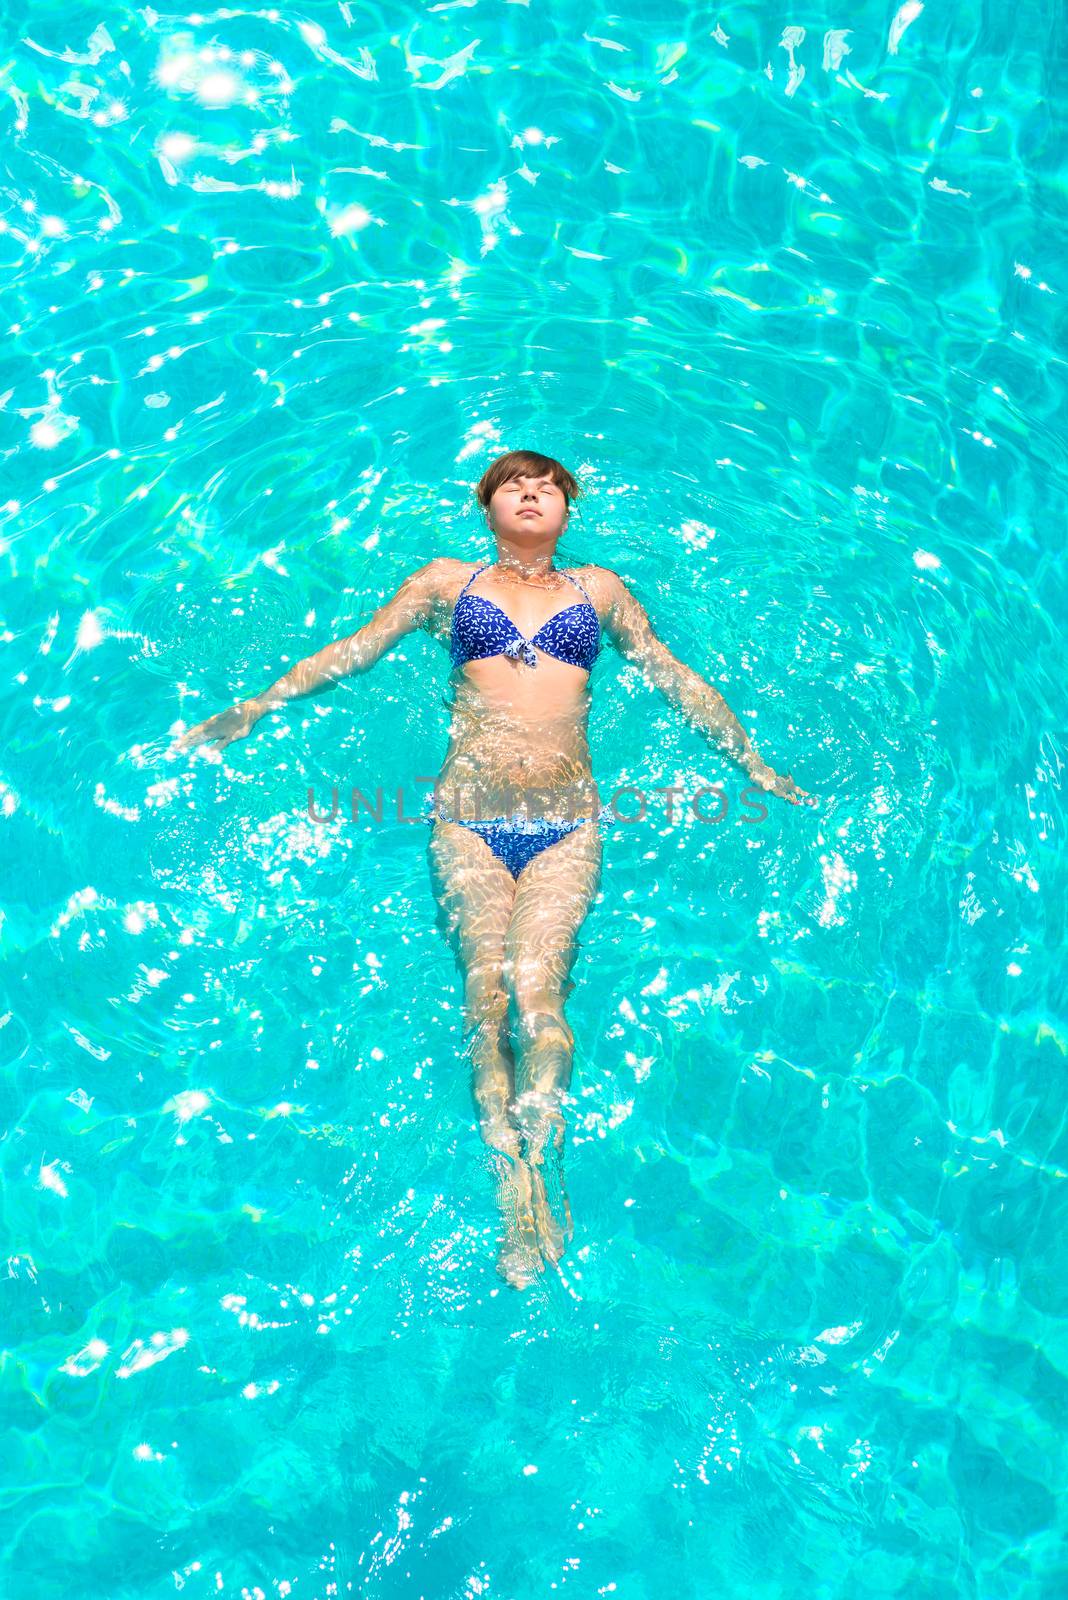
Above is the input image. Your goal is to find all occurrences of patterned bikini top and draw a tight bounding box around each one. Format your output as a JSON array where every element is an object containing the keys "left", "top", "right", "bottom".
[{"left": 450, "top": 562, "right": 601, "bottom": 673}]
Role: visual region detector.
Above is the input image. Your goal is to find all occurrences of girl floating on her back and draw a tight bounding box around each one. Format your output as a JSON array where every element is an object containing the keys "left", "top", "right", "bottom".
[{"left": 177, "top": 450, "right": 816, "bottom": 1289}]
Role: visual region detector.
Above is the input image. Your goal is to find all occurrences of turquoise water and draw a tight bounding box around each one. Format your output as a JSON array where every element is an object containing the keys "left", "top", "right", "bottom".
[{"left": 2, "top": 0, "right": 1066, "bottom": 1594}]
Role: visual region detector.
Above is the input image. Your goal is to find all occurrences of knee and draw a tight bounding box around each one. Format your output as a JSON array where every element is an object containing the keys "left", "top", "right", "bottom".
[
  {"left": 508, "top": 953, "right": 561, "bottom": 1017},
  {"left": 512, "top": 981, "right": 572, "bottom": 1046},
  {"left": 464, "top": 974, "right": 509, "bottom": 1029}
]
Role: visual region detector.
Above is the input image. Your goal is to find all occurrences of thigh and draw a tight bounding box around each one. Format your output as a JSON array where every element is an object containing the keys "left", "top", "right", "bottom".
[
  {"left": 504, "top": 820, "right": 603, "bottom": 1000},
  {"left": 428, "top": 819, "right": 517, "bottom": 986}
]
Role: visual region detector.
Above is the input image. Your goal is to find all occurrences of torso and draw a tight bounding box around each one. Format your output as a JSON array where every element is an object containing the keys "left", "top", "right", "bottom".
[{"left": 430, "top": 559, "right": 603, "bottom": 818}]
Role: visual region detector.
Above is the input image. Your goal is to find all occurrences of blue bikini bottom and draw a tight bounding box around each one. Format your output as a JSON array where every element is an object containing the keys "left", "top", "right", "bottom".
[{"left": 425, "top": 803, "right": 612, "bottom": 881}]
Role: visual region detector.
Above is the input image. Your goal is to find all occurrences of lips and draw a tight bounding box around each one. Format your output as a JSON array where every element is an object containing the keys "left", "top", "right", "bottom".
[{"left": 518, "top": 509, "right": 541, "bottom": 517}]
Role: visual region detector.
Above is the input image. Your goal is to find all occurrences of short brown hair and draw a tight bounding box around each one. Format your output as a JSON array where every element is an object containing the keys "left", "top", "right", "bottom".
[{"left": 474, "top": 449, "right": 581, "bottom": 511}]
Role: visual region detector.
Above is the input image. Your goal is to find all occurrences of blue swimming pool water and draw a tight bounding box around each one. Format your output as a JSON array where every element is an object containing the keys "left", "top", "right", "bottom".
[{"left": 2, "top": 1, "right": 1066, "bottom": 1596}]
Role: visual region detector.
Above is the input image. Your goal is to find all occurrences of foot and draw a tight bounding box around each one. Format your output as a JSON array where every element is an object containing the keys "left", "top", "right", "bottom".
[
  {"left": 497, "top": 1230, "right": 543, "bottom": 1290},
  {"left": 528, "top": 1160, "right": 573, "bottom": 1264},
  {"left": 492, "top": 1152, "right": 544, "bottom": 1290}
]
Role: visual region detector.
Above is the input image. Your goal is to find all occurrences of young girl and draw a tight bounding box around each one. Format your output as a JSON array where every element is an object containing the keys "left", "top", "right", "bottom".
[{"left": 176, "top": 450, "right": 816, "bottom": 1289}]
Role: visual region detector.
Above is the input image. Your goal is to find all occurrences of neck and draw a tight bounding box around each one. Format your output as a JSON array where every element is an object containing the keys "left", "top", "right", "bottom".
[{"left": 494, "top": 543, "right": 559, "bottom": 581}]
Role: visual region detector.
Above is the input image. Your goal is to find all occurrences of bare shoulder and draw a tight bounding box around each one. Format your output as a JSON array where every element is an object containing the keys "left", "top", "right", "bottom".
[
  {"left": 409, "top": 556, "right": 472, "bottom": 601},
  {"left": 428, "top": 555, "right": 484, "bottom": 601},
  {"left": 420, "top": 556, "right": 466, "bottom": 579},
  {"left": 572, "top": 564, "right": 630, "bottom": 609}
]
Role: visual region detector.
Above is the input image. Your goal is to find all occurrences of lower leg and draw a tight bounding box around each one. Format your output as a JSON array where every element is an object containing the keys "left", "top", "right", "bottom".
[
  {"left": 464, "top": 1004, "right": 519, "bottom": 1159},
  {"left": 511, "top": 992, "right": 574, "bottom": 1158},
  {"left": 463, "top": 984, "right": 542, "bottom": 1287},
  {"left": 510, "top": 992, "right": 575, "bottom": 1262}
]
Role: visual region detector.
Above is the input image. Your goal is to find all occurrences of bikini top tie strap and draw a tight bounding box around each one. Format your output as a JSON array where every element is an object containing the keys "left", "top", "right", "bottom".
[
  {"left": 459, "top": 562, "right": 491, "bottom": 596},
  {"left": 562, "top": 568, "right": 595, "bottom": 607}
]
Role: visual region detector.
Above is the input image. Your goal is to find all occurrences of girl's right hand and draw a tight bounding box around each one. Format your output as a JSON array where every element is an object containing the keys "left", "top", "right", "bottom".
[{"left": 174, "top": 698, "right": 263, "bottom": 753}]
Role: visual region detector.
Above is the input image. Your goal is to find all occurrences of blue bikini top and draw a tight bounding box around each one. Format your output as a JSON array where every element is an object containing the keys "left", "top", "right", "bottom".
[{"left": 450, "top": 562, "right": 600, "bottom": 673}]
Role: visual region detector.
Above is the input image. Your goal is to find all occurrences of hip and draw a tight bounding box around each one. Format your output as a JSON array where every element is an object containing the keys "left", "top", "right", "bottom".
[{"left": 421, "top": 793, "right": 614, "bottom": 832}]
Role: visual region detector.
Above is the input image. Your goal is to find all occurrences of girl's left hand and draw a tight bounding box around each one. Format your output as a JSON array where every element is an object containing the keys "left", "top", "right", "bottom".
[{"left": 745, "top": 758, "right": 819, "bottom": 807}]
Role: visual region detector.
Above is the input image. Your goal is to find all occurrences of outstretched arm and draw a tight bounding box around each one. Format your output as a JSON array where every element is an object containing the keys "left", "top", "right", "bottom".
[
  {"left": 174, "top": 558, "right": 447, "bottom": 752},
  {"left": 598, "top": 567, "right": 817, "bottom": 807}
]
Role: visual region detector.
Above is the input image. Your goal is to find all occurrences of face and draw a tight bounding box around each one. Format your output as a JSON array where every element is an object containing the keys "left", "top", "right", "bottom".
[{"left": 487, "top": 473, "right": 569, "bottom": 539}]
